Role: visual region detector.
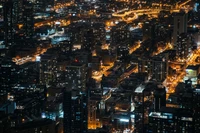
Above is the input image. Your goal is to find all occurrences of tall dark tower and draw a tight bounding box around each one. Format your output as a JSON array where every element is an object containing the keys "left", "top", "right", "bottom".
[
  {"left": 153, "top": 84, "right": 166, "bottom": 112},
  {"left": 63, "top": 63, "right": 87, "bottom": 133},
  {"left": 13, "top": 0, "right": 23, "bottom": 24},
  {"left": 23, "top": 0, "right": 34, "bottom": 39},
  {"left": 0, "top": 59, "right": 18, "bottom": 101},
  {"left": 3, "top": 0, "right": 15, "bottom": 49},
  {"left": 82, "top": 29, "right": 94, "bottom": 52},
  {"left": 173, "top": 12, "right": 188, "bottom": 48}
]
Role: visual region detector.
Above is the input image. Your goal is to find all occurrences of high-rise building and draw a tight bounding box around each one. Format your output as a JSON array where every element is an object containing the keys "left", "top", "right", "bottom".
[
  {"left": 153, "top": 85, "right": 166, "bottom": 111},
  {"left": 138, "top": 53, "right": 168, "bottom": 82},
  {"left": 65, "top": 63, "right": 86, "bottom": 91},
  {"left": 111, "top": 24, "right": 130, "bottom": 45},
  {"left": 3, "top": 0, "right": 25, "bottom": 48},
  {"left": 176, "top": 33, "right": 192, "bottom": 59},
  {"left": 88, "top": 96, "right": 102, "bottom": 130},
  {"left": 63, "top": 89, "right": 87, "bottom": 133},
  {"left": 173, "top": 12, "right": 188, "bottom": 48},
  {"left": 0, "top": 1, "right": 3, "bottom": 22},
  {"left": 39, "top": 54, "right": 57, "bottom": 85},
  {"left": 33, "top": 0, "right": 46, "bottom": 12},
  {"left": 148, "top": 107, "right": 194, "bottom": 133},
  {"left": 10, "top": 119, "right": 56, "bottom": 133},
  {"left": 23, "top": 1, "right": 34, "bottom": 39},
  {"left": 194, "top": 31, "right": 200, "bottom": 48},
  {"left": 82, "top": 29, "right": 94, "bottom": 52},
  {"left": 152, "top": 54, "right": 168, "bottom": 82},
  {"left": 3, "top": 0, "right": 15, "bottom": 48},
  {"left": 138, "top": 58, "right": 152, "bottom": 76},
  {"left": 0, "top": 59, "right": 18, "bottom": 98},
  {"left": 13, "top": 0, "right": 23, "bottom": 24},
  {"left": 193, "top": 88, "right": 200, "bottom": 132},
  {"left": 63, "top": 63, "right": 87, "bottom": 133}
]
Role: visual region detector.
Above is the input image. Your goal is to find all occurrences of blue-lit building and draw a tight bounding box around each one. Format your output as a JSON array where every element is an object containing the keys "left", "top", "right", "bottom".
[
  {"left": 148, "top": 107, "right": 194, "bottom": 133},
  {"left": 63, "top": 63, "right": 87, "bottom": 133},
  {"left": 63, "top": 89, "right": 87, "bottom": 133}
]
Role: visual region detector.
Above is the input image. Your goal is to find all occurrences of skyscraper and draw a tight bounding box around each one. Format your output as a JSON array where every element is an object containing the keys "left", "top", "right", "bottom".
[
  {"left": 173, "top": 12, "right": 188, "bottom": 48},
  {"left": 153, "top": 85, "right": 166, "bottom": 111},
  {"left": 148, "top": 107, "right": 194, "bottom": 133},
  {"left": 63, "top": 63, "right": 87, "bottom": 133},
  {"left": 0, "top": 59, "right": 18, "bottom": 98},
  {"left": 176, "top": 33, "right": 192, "bottom": 60},
  {"left": 63, "top": 89, "right": 87, "bottom": 133},
  {"left": 23, "top": 1, "right": 34, "bottom": 39},
  {"left": 65, "top": 63, "right": 86, "bottom": 91},
  {"left": 13, "top": 0, "right": 23, "bottom": 24},
  {"left": 3, "top": 0, "right": 15, "bottom": 48}
]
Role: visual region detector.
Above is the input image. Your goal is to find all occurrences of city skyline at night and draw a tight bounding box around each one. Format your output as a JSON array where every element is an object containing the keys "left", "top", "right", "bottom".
[{"left": 0, "top": 0, "right": 200, "bottom": 133}]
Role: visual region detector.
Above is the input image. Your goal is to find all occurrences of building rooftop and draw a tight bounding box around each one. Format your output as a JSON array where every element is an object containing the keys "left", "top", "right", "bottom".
[{"left": 11, "top": 119, "right": 55, "bottom": 130}]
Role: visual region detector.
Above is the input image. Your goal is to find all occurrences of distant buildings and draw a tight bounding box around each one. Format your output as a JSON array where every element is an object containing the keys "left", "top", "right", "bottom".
[{"left": 0, "top": 1, "right": 200, "bottom": 133}]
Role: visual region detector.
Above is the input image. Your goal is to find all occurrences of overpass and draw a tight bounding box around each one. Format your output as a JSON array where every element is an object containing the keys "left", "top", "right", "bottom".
[{"left": 112, "top": 8, "right": 180, "bottom": 20}]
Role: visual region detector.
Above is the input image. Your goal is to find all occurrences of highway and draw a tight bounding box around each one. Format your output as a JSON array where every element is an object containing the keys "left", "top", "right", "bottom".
[
  {"left": 129, "top": 41, "right": 141, "bottom": 54},
  {"left": 152, "top": 43, "right": 173, "bottom": 56},
  {"left": 13, "top": 46, "right": 51, "bottom": 65},
  {"left": 118, "top": 65, "right": 138, "bottom": 83},
  {"left": 112, "top": 0, "right": 191, "bottom": 21},
  {"left": 163, "top": 48, "right": 200, "bottom": 94}
]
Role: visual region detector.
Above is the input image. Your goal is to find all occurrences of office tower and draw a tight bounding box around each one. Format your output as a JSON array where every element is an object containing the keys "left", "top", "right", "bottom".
[
  {"left": 0, "top": 59, "right": 18, "bottom": 98},
  {"left": 194, "top": 2, "right": 199, "bottom": 12},
  {"left": 63, "top": 89, "right": 87, "bottom": 133},
  {"left": 13, "top": 0, "right": 23, "bottom": 24},
  {"left": 148, "top": 107, "right": 194, "bottom": 133},
  {"left": 117, "top": 45, "right": 129, "bottom": 62},
  {"left": 92, "top": 23, "right": 106, "bottom": 46},
  {"left": 151, "top": 54, "right": 168, "bottom": 82},
  {"left": 88, "top": 97, "right": 102, "bottom": 130},
  {"left": 193, "top": 88, "right": 200, "bottom": 132},
  {"left": 198, "top": 2, "right": 200, "bottom": 12},
  {"left": 153, "top": 85, "right": 166, "bottom": 111},
  {"left": 10, "top": 119, "right": 56, "bottom": 133},
  {"left": 176, "top": 33, "right": 192, "bottom": 59},
  {"left": 39, "top": 54, "right": 57, "bottom": 85},
  {"left": 33, "top": 0, "right": 46, "bottom": 12},
  {"left": 134, "top": 83, "right": 155, "bottom": 133},
  {"left": 138, "top": 54, "right": 168, "bottom": 82},
  {"left": 142, "top": 21, "right": 156, "bottom": 41},
  {"left": 0, "top": 1, "right": 3, "bottom": 22},
  {"left": 138, "top": 58, "right": 152, "bottom": 76},
  {"left": 3, "top": 0, "right": 15, "bottom": 48},
  {"left": 194, "top": 31, "right": 200, "bottom": 48},
  {"left": 23, "top": 1, "right": 34, "bottom": 39},
  {"left": 173, "top": 12, "right": 188, "bottom": 48},
  {"left": 63, "top": 63, "right": 87, "bottom": 133},
  {"left": 82, "top": 29, "right": 94, "bottom": 52},
  {"left": 111, "top": 24, "right": 130, "bottom": 45},
  {"left": 63, "top": 90, "right": 88, "bottom": 133},
  {"left": 65, "top": 63, "right": 86, "bottom": 91}
]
